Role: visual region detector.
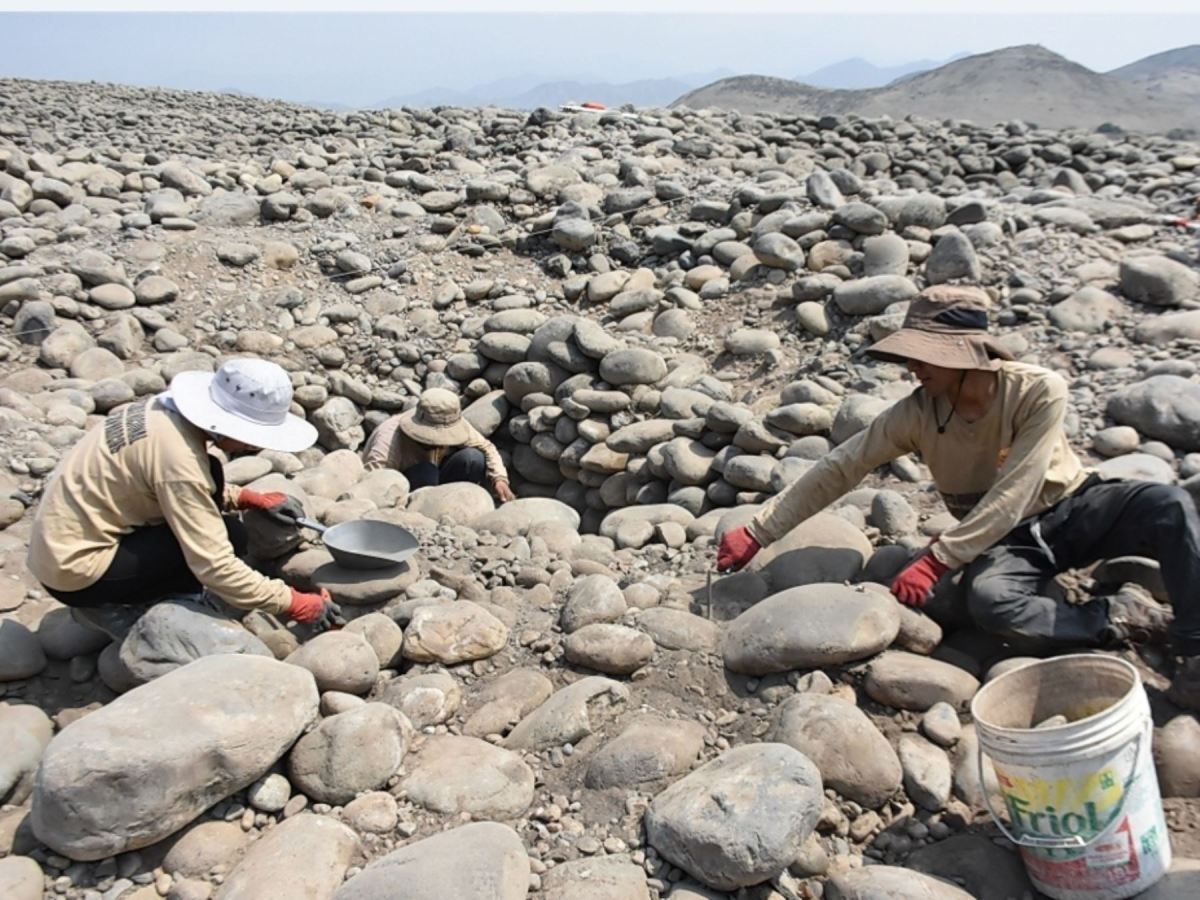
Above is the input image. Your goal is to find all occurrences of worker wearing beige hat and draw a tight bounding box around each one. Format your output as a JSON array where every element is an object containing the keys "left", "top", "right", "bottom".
[
  {"left": 717, "top": 284, "right": 1200, "bottom": 710},
  {"left": 363, "top": 388, "right": 515, "bottom": 502}
]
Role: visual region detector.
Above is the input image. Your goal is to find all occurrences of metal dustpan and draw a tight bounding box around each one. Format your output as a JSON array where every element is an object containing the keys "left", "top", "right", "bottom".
[{"left": 297, "top": 517, "right": 419, "bottom": 570}]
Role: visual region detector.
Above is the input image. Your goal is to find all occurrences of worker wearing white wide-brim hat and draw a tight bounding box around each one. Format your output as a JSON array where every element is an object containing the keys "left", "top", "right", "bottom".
[{"left": 28, "top": 358, "right": 342, "bottom": 631}]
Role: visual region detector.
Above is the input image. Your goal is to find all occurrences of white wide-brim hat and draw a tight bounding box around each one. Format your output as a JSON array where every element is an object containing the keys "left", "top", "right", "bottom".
[{"left": 169, "top": 359, "right": 317, "bottom": 453}]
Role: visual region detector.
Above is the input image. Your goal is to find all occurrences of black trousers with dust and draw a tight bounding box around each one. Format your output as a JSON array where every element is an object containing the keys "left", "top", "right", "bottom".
[
  {"left": 955, "top": 477, "right": 1200, "bottom": 655},
  {"left": 403, "top": 447, "right": 488, "bottom": 491},
  {"left": 46, "top": 456, "right": 247, "bottom": 609}
]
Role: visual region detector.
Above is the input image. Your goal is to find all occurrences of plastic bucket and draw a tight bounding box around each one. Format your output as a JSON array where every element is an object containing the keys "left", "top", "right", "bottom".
[{"left": 971, "top": 654, "right": 1170, "bottom": 900}]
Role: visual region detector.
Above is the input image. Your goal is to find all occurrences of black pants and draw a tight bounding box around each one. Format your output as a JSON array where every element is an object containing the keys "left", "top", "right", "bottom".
[
  {"left": 960, "top": 477, "right": 1200, "bottom": 655},
  {"left": 403, "top": 447, "right": 487, "bottom": 491},
  {"left": 47, "top": 456, "right": 247, "bottom": 609}
]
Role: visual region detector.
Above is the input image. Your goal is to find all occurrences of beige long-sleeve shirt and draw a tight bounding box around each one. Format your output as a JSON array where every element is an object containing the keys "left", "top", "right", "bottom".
[
  {"left": 362, "top": 413, "right": 508, "bottom": 484},
  {"left": 747, "top": 362, "right": 1088, "bottom": 570},
  {"left": 26, "top": 399, "right": 291, "bottom": 613}
]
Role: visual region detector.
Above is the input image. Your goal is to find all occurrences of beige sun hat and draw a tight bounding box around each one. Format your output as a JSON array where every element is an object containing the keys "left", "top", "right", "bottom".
[
  {"left": 866, "top": 284, "right": 1015, "bottom": 371},
  {"left": 398, "top": 388, "right": 472, "bottom": 447}
]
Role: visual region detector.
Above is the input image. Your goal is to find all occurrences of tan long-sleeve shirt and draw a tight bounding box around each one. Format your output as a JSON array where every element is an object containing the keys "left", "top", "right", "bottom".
[
  {"left": 361, "top": 414, "right": 508, "bottom": 484},
  {"left": 747, "top": 362, "right": 1088, "bottom": 569},
  {"left": 26, "top": 399, "right": 291, "bottom": 613}
]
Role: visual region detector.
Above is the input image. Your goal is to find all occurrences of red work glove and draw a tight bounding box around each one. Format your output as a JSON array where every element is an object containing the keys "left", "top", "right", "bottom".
[
  {"left": 287, "top": 587, "right": 333, "bottom": 623},
  {"left": 237, "top": 489, "right": 288, "bottom": 511},
  {"left": 237, "top": 489, "right": 304, "bottom": 526},
  {"left": 717, "top": 526, "right": 761, "bottom": 573},
  {"left": 890, "top": 551, "right": 951, "bottom": 607}
]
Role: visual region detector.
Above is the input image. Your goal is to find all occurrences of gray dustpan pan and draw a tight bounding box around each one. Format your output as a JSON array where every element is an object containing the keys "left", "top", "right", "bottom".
[{"left": 297, "top": 517, "right": 419, "bottom": 570}]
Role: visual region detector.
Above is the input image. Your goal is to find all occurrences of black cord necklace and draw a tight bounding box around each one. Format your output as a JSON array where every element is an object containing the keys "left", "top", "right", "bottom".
[{"left": 935, "top": 372, "right": 967, "bottom": 434}]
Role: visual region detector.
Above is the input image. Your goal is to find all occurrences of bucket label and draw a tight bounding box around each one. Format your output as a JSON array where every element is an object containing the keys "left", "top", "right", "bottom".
[
  {"left": 993, "top": 745, "right": 1169, "bottom": 898},
  {"left": 1020, "top": 819, "right": 1141, "bottom": 889},
  {"left": 998, "top": 764, "right": 1126, "bottom": 852}
]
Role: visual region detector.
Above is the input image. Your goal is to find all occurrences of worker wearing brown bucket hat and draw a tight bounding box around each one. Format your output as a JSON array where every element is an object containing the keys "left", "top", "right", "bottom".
[
  {"left": 718, "top": 285, "right": 1200, "bottom": 710},
  {"left": 363, "top": 388, "right": 516, "bottom": 502}
]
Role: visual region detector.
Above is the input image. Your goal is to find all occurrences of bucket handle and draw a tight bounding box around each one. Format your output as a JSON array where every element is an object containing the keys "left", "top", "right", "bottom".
[{"left": 975, "top": 730, "right": 1143, "bottom": 851}]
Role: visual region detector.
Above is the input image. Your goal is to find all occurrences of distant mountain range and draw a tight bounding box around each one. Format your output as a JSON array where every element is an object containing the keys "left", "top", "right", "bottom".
[
  {"left": 796, "top": 54, "right": 969, "bottom": 89},
  {"left": 674, "top": 44, "right": 1200, "bottom": 134},
  {"left": 366, "top": 70, "right": 735, "bottom": 110}
]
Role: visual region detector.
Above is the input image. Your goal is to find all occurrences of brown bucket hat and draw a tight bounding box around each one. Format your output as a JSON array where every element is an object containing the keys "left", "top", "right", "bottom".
[
  {"left": 398, "top": 388, "right": 473, "bottom": 447},
  {"left": 866, "top": 284, "right": 1014, "bottom": 371}
]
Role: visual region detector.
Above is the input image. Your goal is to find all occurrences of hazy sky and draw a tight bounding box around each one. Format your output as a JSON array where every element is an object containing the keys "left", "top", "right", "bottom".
[{"left": 1, "top": 9, "right": 1198, "bottom": 107}]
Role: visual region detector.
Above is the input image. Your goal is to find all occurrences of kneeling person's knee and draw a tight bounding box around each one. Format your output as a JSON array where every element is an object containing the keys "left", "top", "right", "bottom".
[
  {"left": 443, "top": 447, "right": 487, "bottom": 485},
  {"left": 964, "top": 570, "right": 1017, "bottom": 633}
]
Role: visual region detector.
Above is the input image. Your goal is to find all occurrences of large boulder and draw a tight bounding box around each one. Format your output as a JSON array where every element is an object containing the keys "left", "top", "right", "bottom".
[
  {"left": 645, "top": 743, "right": 823, "bottom": 890},
  {"left": 1094, "top": 452, "right": 1175, "bottom": 483},
  {"left": 401, "top": 601, "right": 508, "bottom": 664},
  {"left": 1135, "top": 310, "right": 1200, "bottom": 346},
  {"left": 723, "top": 584, "right": 901, "bottom": 675},
  {"left": 542, "top": 855, "right": 650, "bottom": 900},
  {"left": 661, "top": 438, "right": 717, "bottom": 485},
  {"left": 598, "top": 504, "right": 695, "bottom": 542},
  {"left": 504, "top": 677, "right": 628, "bottom": 751},
  {"left": 924, "top": 230, "right": 981, "bottom": 284},
  {"left": 0, "top": 857, "right": 41, "bottom": 900},
  {"left": 899, "top": 733, "right": 953, "bottom": 810},
  {"left": 1107, "top": 376, "right": 1200, "bottom": 452},
  {"left": 343, "top": 612, "right": 405, "bottom": 669},
  {"left": 833, "top": 276, "right": 918, "bottom": 316},
  {"left": 826, "top": 866, "right": 974, "bottom": 899},
  {"left": 1156, "top": 715, "right": 1200, "bottom": 798},
  {"left": 285, "top": 631, "right": 380, "bottom": 694},
  {"left": 402, "top": 735, "right": 534, "bottom": 818},
  {"left": 332, "top": 822, "right": 528, "bottom": 900},
  {"left": 865, "top": 651, "right": 980, "bottom": 711},
  {"left": 1048, "top": 286, "right": 1126, "bottom": 333},
  {"left": 288, "top": 703, "right": 412, "bottom": 805},
  {"left": 216, "top": 814, "right": 360, "bottom": 900},
  {"left": 770, "top": 693, "right": 901, "bottom": 809},
  {"left": 31, "top": 655, "right": 318, "bottom": 860},
  {"left": 378, "top": 671, "right": 462, "bottom": 729},
  {"left": 117, "top": 599, "right": 272, "bottom": 686},
  {"left": 1119, "top": 255, "right": 1199, "bottom": 307},
  {"left": 346, "top": 469, "right": 410, "bottom": 508},
  {"left": 585, "top": 716, "right": 706, "bottom": 789},
  {"left": 562, "top": 575, "right": 627, "bottom": 632},
  {"left": 564, "top": 624, "right": 656, "bottom": 675},
  {"left": 163, "top": 820, "right": 248, "bottom": 877},
  {"left": 749, "top": 511, "right": 872, "bottom": 590},
  {"left": 35, "top": 607, "right": 111, "bottom": 660},
  {"left": 831, "top": 394, "right": 890, "bottom": 444},
  {"left": 472, "top": 497, "right": 580, "bottom": 536},
  {"left": 599, "top": 348, "right": 668, "bottom": 386},
  {"left": 463, "top": 668, "right": 553, "bottom": 738},
  {"left": 407, "top": 482, "right": 495, "bottom": 523},
  {"left": 0, "top": 619, "right": 46, "bottom": 682},
  {"left": 635, "top": 607, "right": 720, "bottom": 652},
  {"left": 0, "top": 703, "right": 53, "bottom": 805}
]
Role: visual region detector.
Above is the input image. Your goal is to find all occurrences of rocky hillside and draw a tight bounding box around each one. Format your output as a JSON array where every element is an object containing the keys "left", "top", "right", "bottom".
[
  {"left": 1110, "top": 44, "right": 1200, "bottom": 109},
  {"left": 1, "top": 75, "right": 1200, "bottom": 899},
  {"left": 675, "top": 44, "right": 1200, "bottom": 134}
]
